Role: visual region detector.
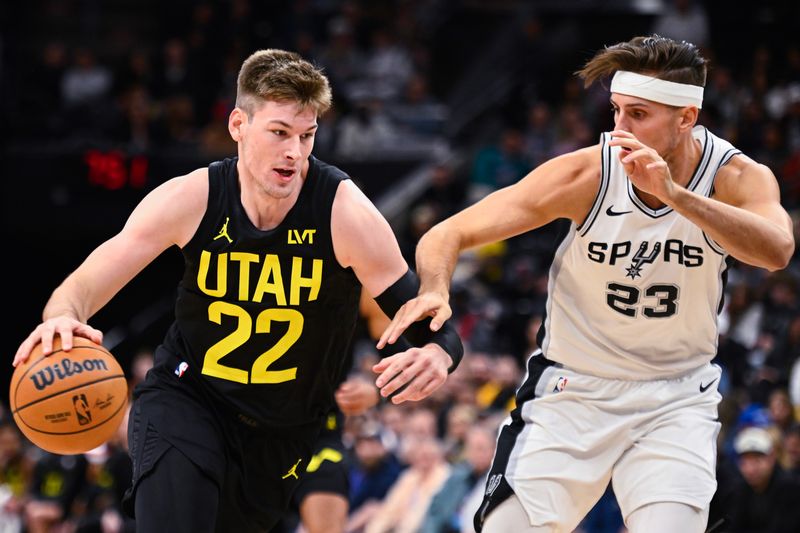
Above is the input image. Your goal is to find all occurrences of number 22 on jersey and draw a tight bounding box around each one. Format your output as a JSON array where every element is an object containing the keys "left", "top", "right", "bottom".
[{"left": 202, "top": 301, "right": 303, "bottom": 384}]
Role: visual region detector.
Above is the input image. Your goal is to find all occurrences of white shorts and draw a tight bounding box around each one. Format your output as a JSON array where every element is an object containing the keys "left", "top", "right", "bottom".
[{"left": 475, "top": 354, "right": 721, "bottom": 532}]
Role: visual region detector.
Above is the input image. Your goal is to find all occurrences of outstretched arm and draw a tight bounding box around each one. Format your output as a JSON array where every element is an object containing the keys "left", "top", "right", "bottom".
[
  {"left": 14, "top": 170, "right": 208, "bottom": 365},
  {"left": 331, "top": 180, "right": 457, "bottom": 403},
  {"left": 378, "top": 146, "right": 600, "bottom": 346}
]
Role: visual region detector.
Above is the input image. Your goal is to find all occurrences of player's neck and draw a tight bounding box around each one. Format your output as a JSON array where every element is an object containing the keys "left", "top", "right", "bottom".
[{"left": 664, "top": 131, "right": 703, "bottom": 189}]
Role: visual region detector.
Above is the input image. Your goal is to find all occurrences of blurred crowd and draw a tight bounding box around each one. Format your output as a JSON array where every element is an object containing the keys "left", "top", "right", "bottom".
[
  {"left": 4, "top": 0, "right": 449, "bottom": 161},
  {"left": 3, "top": 0, "right": 800, "bottom": 532}
]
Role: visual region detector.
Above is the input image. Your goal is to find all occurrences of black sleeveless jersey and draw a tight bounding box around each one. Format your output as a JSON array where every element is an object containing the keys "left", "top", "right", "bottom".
[{"left": 163, "top": 156, "right": 361, "bottom": 430}]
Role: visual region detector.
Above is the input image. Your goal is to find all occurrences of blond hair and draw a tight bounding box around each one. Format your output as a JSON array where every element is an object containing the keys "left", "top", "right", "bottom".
[
  {"left": 235, "top": 49, "right": 332, "bottom": 117},
  {"left": 577, "top": 35, "right": 708, "bottom": 88}
]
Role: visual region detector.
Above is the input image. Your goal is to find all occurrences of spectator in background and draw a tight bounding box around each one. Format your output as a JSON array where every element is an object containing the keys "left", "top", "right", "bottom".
[
  {"left": 317, "top": 17, "right": 364, "bottom": 96},
  {"left": 336, "top": 99, "right": 400, "bottom": 160},
  {"left": 24, "top": 452, "right": 87, "bottom": 533},
  {"left": 350, "top": 27, "right": 413, "bottom": 103},
  {"left": 651, "top": 0, "right": 710, "bottom": 49},
  {"left": 364, "top": 437, "right": 450, "bottom": 533},
  {"left": 346, "top": 424, "right": 404, "bottom": 533},
  {"left": 61, "top": 47, "right": 113, "bottom": 107},
  {"left": 783, "top": 423, "right": 800, "bottom": 481},
  {"left": 152, "top": 38, "right": 193, "bottom": 99},
  {"left": 726, "top": 426, "right": 800, "bottom": 532},
  {"left": 522, "top": 102, "right": 556, "bottom": 168},
  {"left": 397, "top": 408, "right": 439, "bottom": 464},
  {"left": 420, "top": 425, "right": 497, "bottom": 533},
  {"left": 421, "top": 162, "right": 467, "bottom": 220},
  {"left": 474, "top": 355, "right": 520, "bottom": 414},
  {"left": 386, "top": 73, "right": 448, "bottom": 136},
  {"left": 0, "top": 421, "right": 27, "bottom": 533},
  {"left": 127, "top": 349, "right": 154, "bottom": 393},
  {"left": 441, "top": 404, "right": 479, "bottom": 463},
  {"left": 469, "top": 128, "right": 529, "bottom": 201},
  {"left": 767, "top": 388, "right": 797, "bottom": 434},
  {"left": 113, "top": 85, "right": 162, "bottom": 152}
]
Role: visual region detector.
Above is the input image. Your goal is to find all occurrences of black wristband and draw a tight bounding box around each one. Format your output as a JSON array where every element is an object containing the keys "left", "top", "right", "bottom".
[{"left": 374, "top": 270, "right": 464, "bottom": 373}]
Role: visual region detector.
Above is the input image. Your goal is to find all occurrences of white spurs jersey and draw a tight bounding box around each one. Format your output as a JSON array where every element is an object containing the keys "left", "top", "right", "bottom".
[{"left": 540, "top": 126, "right": 740, "bottom": 379}]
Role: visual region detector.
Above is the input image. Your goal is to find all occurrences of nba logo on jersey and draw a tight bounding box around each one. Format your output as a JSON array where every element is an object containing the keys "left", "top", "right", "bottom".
[
  {"left": 553, "top": 376, "right": 568, "bottom": 393},
  {"left": 174, "top": 361, "right": 189, "bottom": 378}
]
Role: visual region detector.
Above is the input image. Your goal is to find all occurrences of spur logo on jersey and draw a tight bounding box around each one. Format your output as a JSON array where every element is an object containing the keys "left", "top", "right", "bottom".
[
  {"left": 196, "top": 250, "right": 322, "bottom": 305},
  {"left": 625, "top": 241, "right": 661, "bottom": 280},
  {"left": 587, "top": 238, "right": 704, "bottom": 278},
  {"left": 29, "top": 358, "right": 110, "bottom": 391},
  {"left": 287, "top": 229, "right": 316, "bottom": 244}
]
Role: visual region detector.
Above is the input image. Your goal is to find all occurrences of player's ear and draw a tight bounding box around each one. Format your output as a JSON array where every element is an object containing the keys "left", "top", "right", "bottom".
[
  {"left": 678, "top": 105, "right": 699, "bottom": 132},
  {"left": 229, "top": 108, "right": 246, "bottom": 142}
]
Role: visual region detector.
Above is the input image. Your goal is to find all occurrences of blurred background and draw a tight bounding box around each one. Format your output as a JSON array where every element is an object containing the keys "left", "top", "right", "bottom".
[{"left": 1, "top": 1, "right": 800, "bottom": 532}]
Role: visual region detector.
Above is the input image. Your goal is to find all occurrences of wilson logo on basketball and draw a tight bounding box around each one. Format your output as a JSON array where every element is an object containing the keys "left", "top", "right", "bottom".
[{"left": 29, "top": 358, "right": 110, "bottom": 391}]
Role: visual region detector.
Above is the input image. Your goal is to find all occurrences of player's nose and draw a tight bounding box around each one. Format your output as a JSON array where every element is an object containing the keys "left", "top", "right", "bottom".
[{"left": 284, "top": 136, "right": 301, "bottom": 160}]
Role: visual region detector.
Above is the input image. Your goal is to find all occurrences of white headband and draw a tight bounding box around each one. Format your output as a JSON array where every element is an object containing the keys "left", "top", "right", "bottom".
[{"left": 610, "top": 71, "right": 704, "bottom": 109}]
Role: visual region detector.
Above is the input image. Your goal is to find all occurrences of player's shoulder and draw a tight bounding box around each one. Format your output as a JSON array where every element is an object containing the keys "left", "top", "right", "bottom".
[
  {"left": 158, "top": 167, "right": 209, "bottom": 198},
  {"left": 140, "top": 167, "right": 210, "bottom": 224},
  {"left": 562, "top": 143, "right": 603, "bottom": 172},
  {"left": 312, "top": 155, "right": 350, "bottom": 181},
  {"left": 717, "top": 152, "right": 771, "bottom": 177},
  {"left": 714, "top": 152, "right": 776, "bottom": 199},
  {"left": 534, "top": 143, "right": 602, "bottom": 191}
]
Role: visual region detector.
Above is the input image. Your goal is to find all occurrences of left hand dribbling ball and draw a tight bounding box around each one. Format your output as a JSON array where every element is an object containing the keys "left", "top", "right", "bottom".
[{"left": 9, "top": 336, "right": 128, "bottom": 455}]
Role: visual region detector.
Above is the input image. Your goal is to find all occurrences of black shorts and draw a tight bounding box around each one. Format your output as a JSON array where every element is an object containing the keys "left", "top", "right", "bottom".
[
  {"left": 123, "top": 349, "right": 318, "bottom": 532},
  {"left": 291, "top": 433, "right": 349, "bottom": 505}
]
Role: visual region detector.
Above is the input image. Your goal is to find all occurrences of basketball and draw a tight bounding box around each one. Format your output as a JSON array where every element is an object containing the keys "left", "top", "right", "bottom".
[{"left": 9, "top": 336, "right": 128, "bottom": 455}]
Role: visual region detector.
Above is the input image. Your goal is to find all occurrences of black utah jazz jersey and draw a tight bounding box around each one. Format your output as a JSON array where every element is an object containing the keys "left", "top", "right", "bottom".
[{"left": 164, "top": 156, "right": 361, "bottom": 429}]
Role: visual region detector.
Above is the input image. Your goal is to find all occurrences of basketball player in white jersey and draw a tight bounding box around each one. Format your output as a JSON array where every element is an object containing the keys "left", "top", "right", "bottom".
[{"left": 375, "top": 35, "right": 795, "bottom": 533}]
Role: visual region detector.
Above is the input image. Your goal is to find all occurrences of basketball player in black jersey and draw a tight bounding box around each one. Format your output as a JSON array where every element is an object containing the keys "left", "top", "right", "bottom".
[{"left": 13, "top": 49, "right": 463, "bottom": 533}]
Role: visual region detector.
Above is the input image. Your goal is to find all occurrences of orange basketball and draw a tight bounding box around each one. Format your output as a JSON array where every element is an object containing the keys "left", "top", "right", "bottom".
[{"left": 9, "top": 336, "right": 128, "bottom": 455}]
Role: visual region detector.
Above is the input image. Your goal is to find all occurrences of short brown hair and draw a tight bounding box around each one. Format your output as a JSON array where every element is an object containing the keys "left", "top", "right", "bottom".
[
  {"left": 577, "top": 35, "right": 708, "bottom": 88},
  {"left": 236, "top": 49, "right": 332, "bottom": 117}
]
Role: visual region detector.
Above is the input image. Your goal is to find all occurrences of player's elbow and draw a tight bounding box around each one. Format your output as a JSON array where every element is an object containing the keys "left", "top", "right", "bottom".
[{"left": 765, "top": 235, "right": 795, "bottom": 272}]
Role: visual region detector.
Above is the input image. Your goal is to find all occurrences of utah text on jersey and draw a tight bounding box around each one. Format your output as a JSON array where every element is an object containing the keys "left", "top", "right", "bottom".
[{"left": 196, "top": 250, "right": 322, "bottom": 306}]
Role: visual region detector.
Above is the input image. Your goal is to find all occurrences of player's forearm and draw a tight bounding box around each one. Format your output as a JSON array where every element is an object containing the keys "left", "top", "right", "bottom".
[
  {"left": 42, "top": 277, "right": 95, "bottom": 323},
  {"left": 415, "top": 223, "right": 462, "bottom": 298},
  {"left": 668, "top": 187, "right": 794, "bottom": 271}
]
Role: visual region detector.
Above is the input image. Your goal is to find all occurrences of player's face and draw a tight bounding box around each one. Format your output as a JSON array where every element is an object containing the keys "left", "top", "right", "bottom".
[
  {"left": 233, "top": 100, "right": 318, "bottom": 199},
  {"left": 610, "top": 94, "right": 686, "bottom": 156}
]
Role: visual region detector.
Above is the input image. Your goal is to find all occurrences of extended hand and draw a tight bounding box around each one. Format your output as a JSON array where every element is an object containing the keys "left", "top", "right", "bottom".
[
  {"left": 372, "top": 344, "right": 451, "bottom": 404},
  {"left": 608, "top": 130, "right": 675, "bottom": 203},
  {"left": 335, "top": 377, "right": 380, "bottom": 415},
  {"left": 376, "top": 292, "right": 452, "bottom": 349},
  {"left": 13, "top": 317, "right": 103, "bottom": 366}
]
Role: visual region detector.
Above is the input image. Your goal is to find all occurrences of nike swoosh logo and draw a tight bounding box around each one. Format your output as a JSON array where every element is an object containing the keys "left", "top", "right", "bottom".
[
  {"left": 699, "top": 378, "right": 718, "bottom": 393},
  {"left": 606, "top": 206, "right": 633, "bottom": 216}
]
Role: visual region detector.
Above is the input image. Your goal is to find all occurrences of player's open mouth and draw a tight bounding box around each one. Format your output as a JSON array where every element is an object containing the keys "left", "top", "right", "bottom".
[{"left": 274, "top": 168, "right": 295, "bottom": 178}]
